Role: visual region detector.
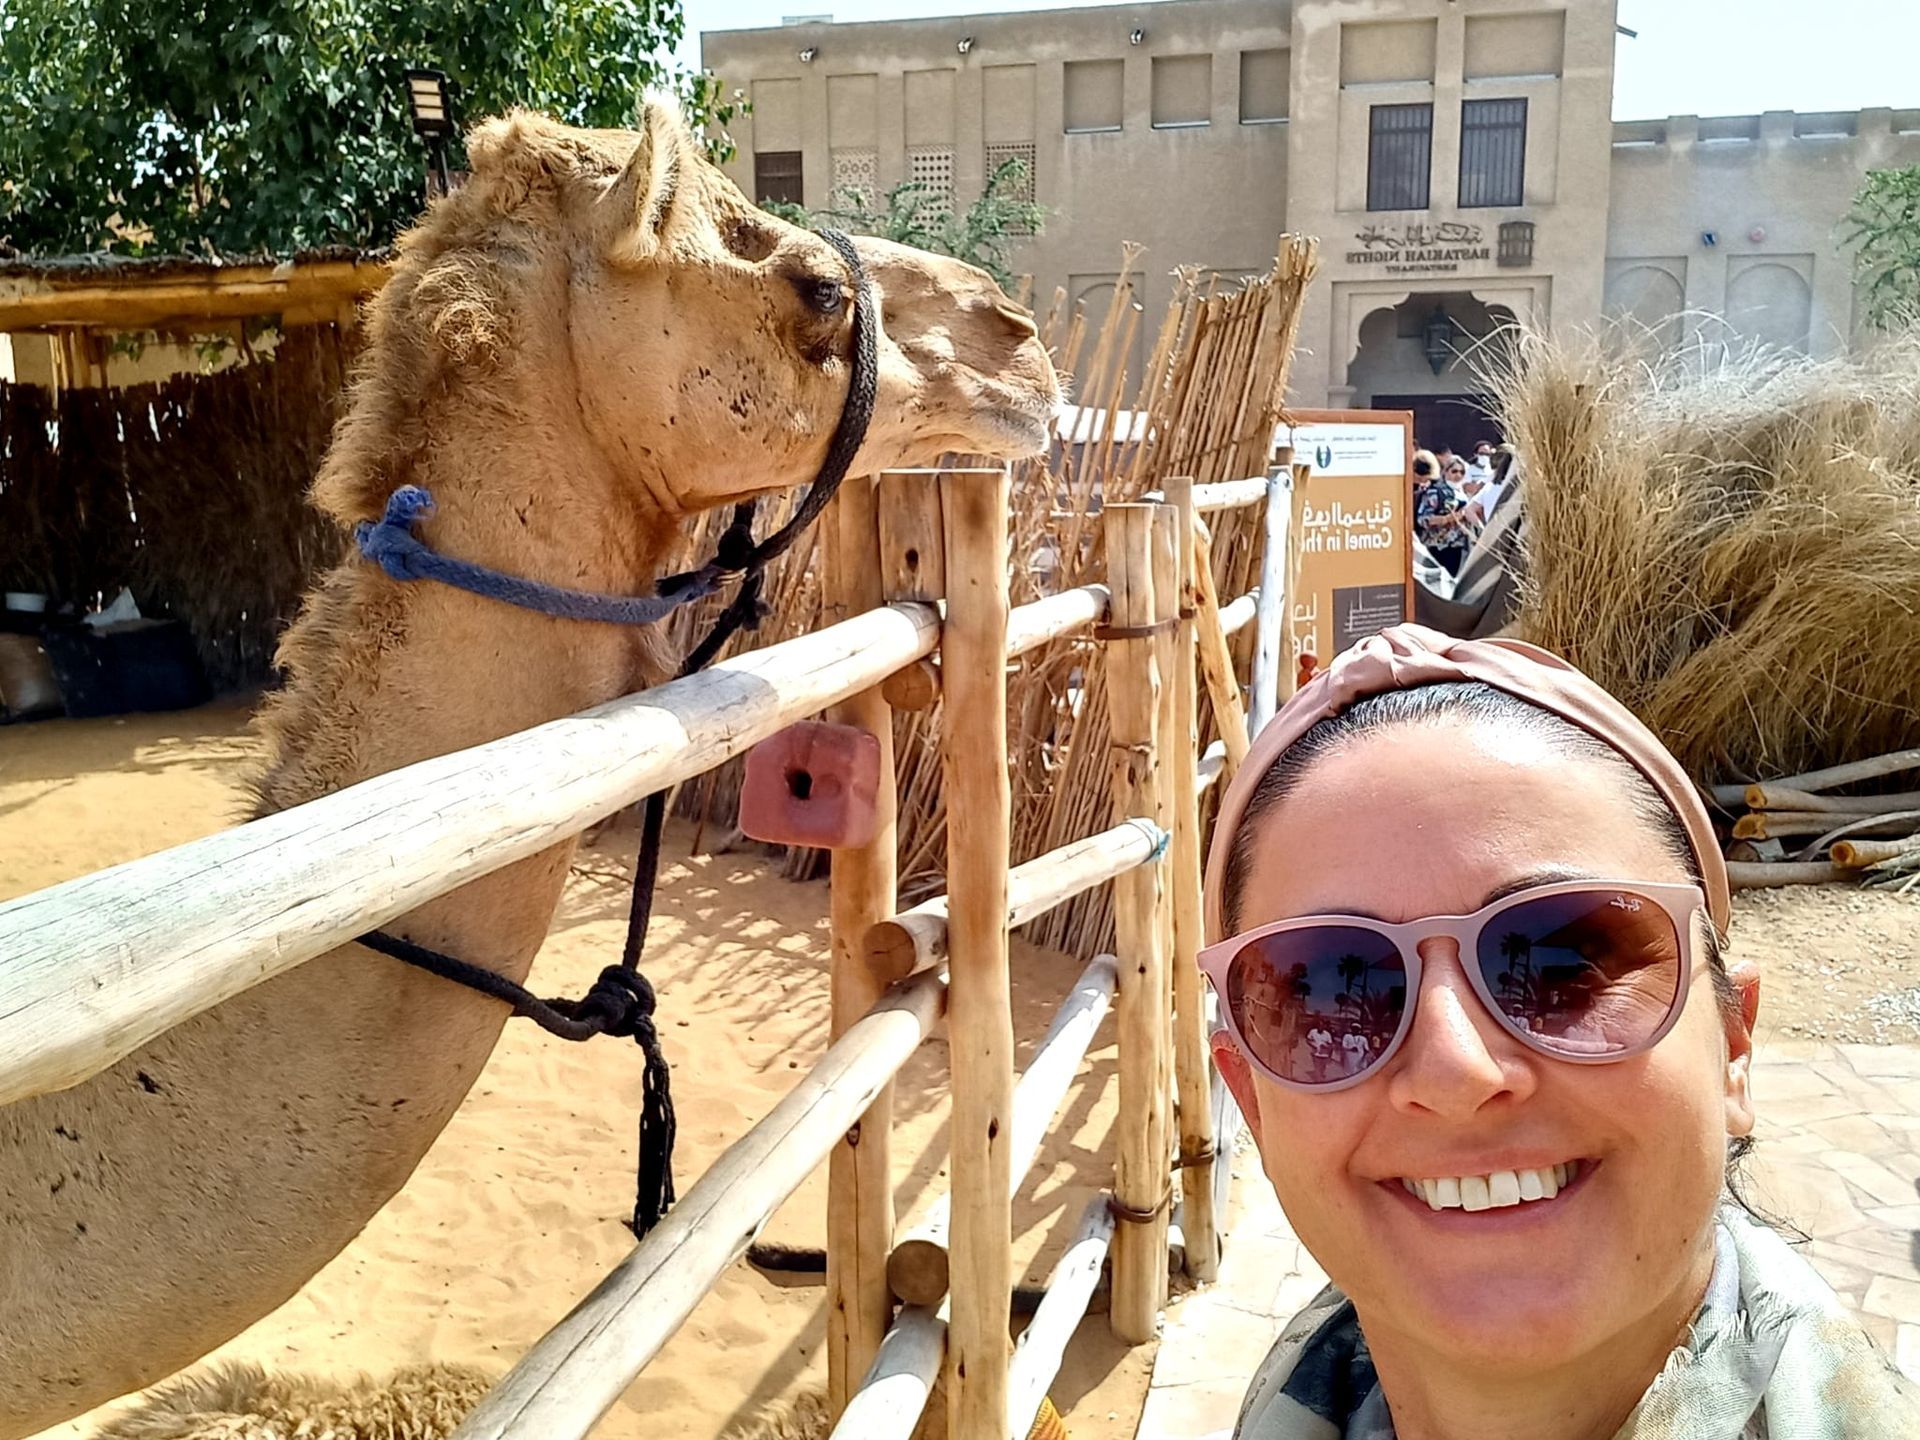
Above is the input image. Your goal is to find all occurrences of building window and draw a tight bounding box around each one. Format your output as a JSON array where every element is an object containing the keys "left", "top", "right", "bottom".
[
  {"left": 1240, "top": 48, "right": 1289, "bottom": 124},
  {"left": 754, "top": 151, "right": 804, "bottom": 206},
  {"left": 1151, "top": 54, "right": 1211, "bottom": 128},
  {"left": 1459, "top": 98, "right": 1527, "bottom": 207},
  {"left": 1367, "top": 103, "right": 1431, "bottom": 211},
  {"left": 1064, "top": 59, "right": 1124, "bottom": 133}
]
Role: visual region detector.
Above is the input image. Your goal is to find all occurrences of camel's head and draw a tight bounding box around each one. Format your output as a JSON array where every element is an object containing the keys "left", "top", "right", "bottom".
[{"left": 451, "top": 100, "right": 1061, "bottom": 516}]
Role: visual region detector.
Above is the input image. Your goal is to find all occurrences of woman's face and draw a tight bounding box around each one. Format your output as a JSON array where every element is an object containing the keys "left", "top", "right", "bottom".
[{"left": 1221, "top": 719, "right": 1756, "bottom": 1375}]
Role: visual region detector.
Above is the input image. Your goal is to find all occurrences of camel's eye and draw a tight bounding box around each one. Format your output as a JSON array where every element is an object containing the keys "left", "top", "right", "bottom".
[{"left": 798, "top": 275, "right": 844, "bottom": 316}]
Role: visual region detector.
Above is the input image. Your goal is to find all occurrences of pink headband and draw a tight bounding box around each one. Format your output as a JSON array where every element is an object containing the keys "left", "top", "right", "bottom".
[{"left": 1202, "top": 623, "right": 1730, "bottom": 941}]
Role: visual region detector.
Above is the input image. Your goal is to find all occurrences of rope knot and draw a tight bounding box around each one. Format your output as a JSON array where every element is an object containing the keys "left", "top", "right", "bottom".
[
  {"left": 576, "top": 964, "right": 657, "bottom": 1040},
  {"left": 713, "top": 514, "right": 760, "bottom": 575},
  {"left": 355, "top": 485, "right": 438, "bottom": 582}
]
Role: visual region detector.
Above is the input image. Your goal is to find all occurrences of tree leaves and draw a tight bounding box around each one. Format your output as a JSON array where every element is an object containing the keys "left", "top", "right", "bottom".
[
  {"left": 1844, "top": 165, "right": 1920, "bottom": 330},
  {"left": 0, "top": 0, "right": 745, "bottom": 257},
  {"left": 766, "top": 156, "right": 1047, "bottom": 289}
]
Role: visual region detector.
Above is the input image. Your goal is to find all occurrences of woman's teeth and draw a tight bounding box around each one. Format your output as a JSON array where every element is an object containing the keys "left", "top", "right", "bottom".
[{"left": 1399, "top": 1163, "right": 1579, "bottom": 1211}]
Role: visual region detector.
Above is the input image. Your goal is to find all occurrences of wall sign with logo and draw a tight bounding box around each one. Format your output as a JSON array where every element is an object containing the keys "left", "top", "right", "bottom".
[
  {"left": 1346, "top": 221, "right": 1490, "bottom": 274},
  {"left": 1281, "top": 410, "right": 1415, "bottom": 675}
]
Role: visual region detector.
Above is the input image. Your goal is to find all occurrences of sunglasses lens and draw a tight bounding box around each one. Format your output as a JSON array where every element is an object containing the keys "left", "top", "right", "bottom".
[
  {"left": 1476, "top": 889, "right": 1683, "bottom": 1057},
  {"left": 1225, "top": 927, "right": 1407, "bottom": 1084}
]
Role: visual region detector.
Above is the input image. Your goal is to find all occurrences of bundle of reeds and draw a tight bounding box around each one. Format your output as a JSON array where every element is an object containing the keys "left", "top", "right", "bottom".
[
  {"left": 1492, "top": 327, "right": 1920, "bottom": 792},
  {"left": 662, "top": 234, "right": 1322, "bottom": 947}
]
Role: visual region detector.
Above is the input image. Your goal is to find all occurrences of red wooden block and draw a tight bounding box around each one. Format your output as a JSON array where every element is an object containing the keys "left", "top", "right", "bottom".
[{"left": 738, "top": 720, "right": 882, "bottom": 849}]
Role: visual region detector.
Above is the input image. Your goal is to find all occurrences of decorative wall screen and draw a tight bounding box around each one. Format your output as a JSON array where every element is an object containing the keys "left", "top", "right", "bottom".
[
  {"left": 985, "top": 141, "right": 1037, "bottom": 231},
  {"left": 831, "top": 148, "right": 879, "bottom": 205},
  {"left": 908, "top": 145, "right": 956, "bottom": 214}
]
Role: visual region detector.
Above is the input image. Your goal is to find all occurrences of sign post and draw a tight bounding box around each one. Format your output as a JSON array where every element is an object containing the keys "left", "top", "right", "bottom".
[{"left": 1279, "top": 410, "right": 1415, "bottom": 679}]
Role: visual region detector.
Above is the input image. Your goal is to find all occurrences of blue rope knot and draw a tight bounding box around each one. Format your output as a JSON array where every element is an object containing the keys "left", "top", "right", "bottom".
[{"left": 354, "top": 484, "right": 439, "bottom": 583}]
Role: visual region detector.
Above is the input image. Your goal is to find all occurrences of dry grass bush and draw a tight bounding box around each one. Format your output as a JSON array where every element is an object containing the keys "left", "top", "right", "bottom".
[{"left": 1492, "top": 324, "right": 1920, "bottom": 786}]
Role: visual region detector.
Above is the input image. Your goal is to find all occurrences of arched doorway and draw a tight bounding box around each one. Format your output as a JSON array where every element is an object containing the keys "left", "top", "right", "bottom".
[{"left": 1346, "top": 291, "right": 1517, "bottom": 455}]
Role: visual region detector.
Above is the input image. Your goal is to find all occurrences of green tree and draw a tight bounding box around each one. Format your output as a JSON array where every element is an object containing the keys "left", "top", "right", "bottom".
[
  {"left": 762, "top": 155, "right": 1046, "bottom": 288},
  {"left": 0, "top": 0, "right": 745, "bottom": 257},
  {"left": 1844, "top": 164, "right": 1920, "bottom": 329}
]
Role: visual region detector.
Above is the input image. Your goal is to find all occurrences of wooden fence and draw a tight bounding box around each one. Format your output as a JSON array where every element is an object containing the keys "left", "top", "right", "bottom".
[{"left": 0, "top": 458, "right": 1296, "bottom": 1439}]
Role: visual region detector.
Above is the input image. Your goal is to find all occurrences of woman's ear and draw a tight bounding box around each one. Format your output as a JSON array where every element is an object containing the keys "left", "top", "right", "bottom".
[
  {"left": 1723, "top": 958, "right": 1760, "bottom": 1138},
  {"left": 1212, "top": 1031, "right": 1264, "bottom": 1133}
]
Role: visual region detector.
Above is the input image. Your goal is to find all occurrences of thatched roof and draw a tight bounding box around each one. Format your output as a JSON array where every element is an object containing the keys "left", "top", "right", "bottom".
[{"left": 0, "top": 246, "right": 393, "bottom": 333}]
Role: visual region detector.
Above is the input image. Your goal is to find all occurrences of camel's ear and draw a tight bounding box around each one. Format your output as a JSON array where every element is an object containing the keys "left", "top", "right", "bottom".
[{"left": 608, "top": 98, "right": 689, "bottom": 264}]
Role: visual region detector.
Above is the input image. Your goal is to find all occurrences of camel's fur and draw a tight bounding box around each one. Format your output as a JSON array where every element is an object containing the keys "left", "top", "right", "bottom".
[
  {"left": 90, "top": 1363, "right": 494, "bottom": 1440},
  {"left": 0, "top": 95, "right": 1056, "bottom": 1440}
]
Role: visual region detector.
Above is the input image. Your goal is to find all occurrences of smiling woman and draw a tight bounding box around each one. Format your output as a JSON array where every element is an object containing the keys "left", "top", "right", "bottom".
[{"left": 1200, "top": 624, "right": 1917, "bottom": 1440}]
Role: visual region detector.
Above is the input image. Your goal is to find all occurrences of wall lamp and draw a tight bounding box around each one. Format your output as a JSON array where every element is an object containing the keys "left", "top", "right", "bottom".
[
  {"left": 798, "top": 46, "right": 818, "bottom": 63},
  {"left": 1129, "top": 27, "right": 1146, "bottom": 45},
  {"left": 957, "top": 35, "right": 975, "bottom": 55}
]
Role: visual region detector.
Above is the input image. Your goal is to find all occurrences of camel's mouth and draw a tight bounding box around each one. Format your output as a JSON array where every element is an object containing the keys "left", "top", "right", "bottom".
[{"left": 970, "top": 403, "right": 1056, "bottom": 459}]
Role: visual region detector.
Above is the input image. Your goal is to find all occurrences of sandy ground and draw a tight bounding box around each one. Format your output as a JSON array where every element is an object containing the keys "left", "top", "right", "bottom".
[
  {"left": 3, "top": 701, "right": 1916, "bottom": 1438},
  {"left": 2, "top": 702, "right": 1146, "bottom": 1440}
]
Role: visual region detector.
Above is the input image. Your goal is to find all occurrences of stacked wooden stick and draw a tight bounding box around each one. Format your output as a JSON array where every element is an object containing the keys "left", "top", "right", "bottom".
[{"left": 1713, "top": 748, "right": 1920, "bottom": 892}]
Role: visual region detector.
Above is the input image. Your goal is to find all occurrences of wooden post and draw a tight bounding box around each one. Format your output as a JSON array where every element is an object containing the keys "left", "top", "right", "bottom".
[
  {"left": 1188, "top": 519, "right": 1251, "bottom": 780},
  {"left": 1104, "top": 502, "right": 1173, "bottom": 1342},
  {"left": 1250, "top": 450, "right": 1293, "bottom": 736},
  {"left": 939, "top": 464, "right": 1016, "bottom": 1438},
  {"left": 1163, "top": 480, "right": 1219, "bottom": 1282},
  {"left": 825, "top": 477, "right": 901, "bottom": 1415}
]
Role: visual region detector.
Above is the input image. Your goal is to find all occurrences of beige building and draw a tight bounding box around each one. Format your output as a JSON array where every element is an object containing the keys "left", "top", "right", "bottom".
[{"left": 705, "top": 0, "right": 1920, "bottom": 450}]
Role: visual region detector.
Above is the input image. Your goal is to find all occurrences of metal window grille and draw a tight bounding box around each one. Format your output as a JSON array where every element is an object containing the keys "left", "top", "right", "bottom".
[
  {"left": 830, "top": 148, "right": 878, "bottom": 207},
  {"left": 1367, "top": 103, "right": 1432, "bottom": 211},
  {"left": 908, "top": 145, "right": 955, "bottom": 216},
  {"left": 985, "top": 141, "right": 1037, "bottom": 233},
  {"left": 753, "top": 151, "right": 804, "bottom": 206},
  {"left": 1459, "top": 98, "right": 1527, "bottom": 208},
  {"left": 1497, "top": 220, "right": 1535, "bottom": 268}
]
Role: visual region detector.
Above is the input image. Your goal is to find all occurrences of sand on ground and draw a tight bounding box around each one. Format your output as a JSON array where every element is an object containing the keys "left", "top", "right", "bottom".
[
  {"left": 3, "top": 703, "right": 1148, "bottom": 1440},
  {"left": 4, "top": 703, "right": 1917, "bottom": 1437}
]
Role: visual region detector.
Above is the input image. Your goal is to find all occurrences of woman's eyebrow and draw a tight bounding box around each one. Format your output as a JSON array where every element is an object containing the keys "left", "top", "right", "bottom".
[{"left": 1475, "top": 867, "right": 1591, "bottom": 909}]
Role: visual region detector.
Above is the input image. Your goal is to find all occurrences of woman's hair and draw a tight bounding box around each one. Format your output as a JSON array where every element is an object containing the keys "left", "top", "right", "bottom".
[
  {"left": 1411, "top": 449, "right": 1437, "bottom": 480},
  {"left": 1217, "top": 681, "right": 1764, "bottom": 1208}
]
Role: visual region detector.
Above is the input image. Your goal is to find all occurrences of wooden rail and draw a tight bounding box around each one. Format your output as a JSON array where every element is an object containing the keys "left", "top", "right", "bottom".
[
  {"left": 888, "top": 954, "right": 1118, "bottom": 1305},
  {"left": 0, "top": 601, "right": 943, "bottom": 1107},
  {"left": 449, "top": 968, "right": 948, "bottom": 1440}
]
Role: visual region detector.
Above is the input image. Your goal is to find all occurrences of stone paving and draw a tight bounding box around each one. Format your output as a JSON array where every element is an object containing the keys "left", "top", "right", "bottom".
[{"left": 1138, "top": 1042, "right": 1920, "bottom": 1439}]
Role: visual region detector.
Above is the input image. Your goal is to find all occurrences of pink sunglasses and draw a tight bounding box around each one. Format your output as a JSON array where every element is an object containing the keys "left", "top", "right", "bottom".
[{"left": 1199, "top": 880, "right": 1705, "bottom": 1092}]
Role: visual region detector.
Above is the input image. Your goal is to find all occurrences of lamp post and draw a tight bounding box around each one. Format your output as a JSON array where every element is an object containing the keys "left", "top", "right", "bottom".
[{"left": 405, "top": 68, "right": 457, "bottom": 200}]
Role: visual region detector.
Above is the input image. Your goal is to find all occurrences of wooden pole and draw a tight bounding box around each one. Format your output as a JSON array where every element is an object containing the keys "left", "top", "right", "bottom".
[
  {"left": 866, "top": 821, "right": 1163, "bottom": 978},
  {"left": 1249, "top": 455, "right": 1292, "bottom": 735},
  {"left": 1726, "top": 860, "right": 1849, "bottom": 888},
  {"left": 830, "top": 1304, "right": 948, "bottom": 1440},
  {"left": 0, "top": 600, "right": 943, "bottom": 1107},
  {"left": 450, "top": 969, "right": 946, "bottom": 1440},
  {"left": 1709, "top": 746, "right": 1920, "bottom": 806},
  {"left": 825, "top": 478, "right": 901, "bottom": 1415},
  {"left": 1188, "top": 519, "right": 1251, "bottom": 778},
  {"left": 1163, "top": 478, "right": 1219, "bottom": 1282},
  {"left": 1103, "top": 502, "right": 1173, "bottom": 1342},
  {"left": 939, "top": 464, "right": 1016, "bottom": 1439},
  {"left": 889, "top": 954, "right": 1118, "bottom": 1306},
  {"left": 1006, "top": 1196, "right": 1116, "bottom": 1440}
]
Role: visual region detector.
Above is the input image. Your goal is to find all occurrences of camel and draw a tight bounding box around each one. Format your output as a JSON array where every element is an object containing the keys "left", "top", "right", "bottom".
[{"left": 0, "top": 96, "right": 1059, "bottom": 1438}]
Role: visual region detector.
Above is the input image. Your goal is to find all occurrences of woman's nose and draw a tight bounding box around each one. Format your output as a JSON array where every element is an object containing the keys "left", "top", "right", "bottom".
[{"left": 1384, "top": 939, "right": 1536, "bottom": 1117}]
